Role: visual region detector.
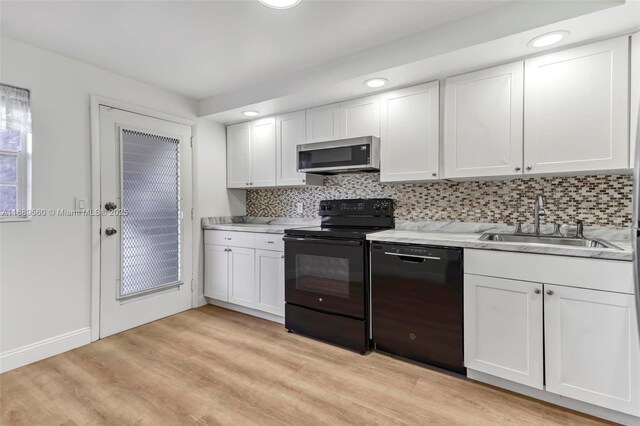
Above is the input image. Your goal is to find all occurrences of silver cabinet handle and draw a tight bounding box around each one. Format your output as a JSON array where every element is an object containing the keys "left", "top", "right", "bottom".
[
  {"left": 526, "top": 166, "right": 533, "bottom": 171},
  {"left": 105, "top": 202, "right": 117, "bottom": 211},
  {"left": 534, "top": 288, "right": 541, "bottom": 294},
  {"left": 266, "top": 241, "right": 274, "bottom": 244},
  {"left": 432, "top": 173, "right": 437, "bottom": 177},
  {"left": 281, "top": 255, "right": 285, "bottom": 259},
  {"left": 515, "top": 167, "right": 521, "bottom": 172},
  {"left": 546, "top": 289, "right": 554, "bottom": 296},
  {"left": 225, "top": 237, "right": 232, "bottom": 240},
  {"left": 105, "top": 227, "right": 117, "bottom": 236}
]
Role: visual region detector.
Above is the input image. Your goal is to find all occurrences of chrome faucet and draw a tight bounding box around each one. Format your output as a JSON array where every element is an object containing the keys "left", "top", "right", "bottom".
[{"left": 534, "top": 194, "right": 546, "bottom": 236}]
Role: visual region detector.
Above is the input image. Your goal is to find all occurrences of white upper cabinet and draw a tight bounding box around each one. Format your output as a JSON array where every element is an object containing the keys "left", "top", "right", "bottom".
[
  {"left": 464, "top": 274, "right": 544, "bottom": 389},
  {"left": 444, "top": 62, "right": 524, "bottom": 178},
  {"left": 631, "top": 32, "right": 640, "bottom": 167},
  {"left": 305, "top": 103, "right": 340, "bottom": 143},
  {"left": 380, "top": 82, "right": 440, "bottom": 182},
  {"left": 544, "top": 284, "right": 640, "bottom": 416},
  {"left": 340, "top": 95, "right": 380, "bottom": 138},
  {"left": 226, "top": 122, "right": 251, "bottom": 188},
  {"left": 524, "top": 37, "right": 629, "bottom": 174},
  {"left": 276, "top": 111, "right": 322, "bottom": 187},
  {"left": 250, "top": 118, "right": 277, "bottom": 187}
]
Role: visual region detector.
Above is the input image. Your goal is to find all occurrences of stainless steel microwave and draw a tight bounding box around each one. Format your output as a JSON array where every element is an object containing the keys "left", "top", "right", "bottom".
[{"left": 296, "top": 136, "right": 380, "bottom": 174}]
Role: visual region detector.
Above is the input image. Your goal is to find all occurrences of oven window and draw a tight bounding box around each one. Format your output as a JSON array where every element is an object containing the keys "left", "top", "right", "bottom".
[{"left": 295, "top": 254, "right": 349, "bottom": 298}]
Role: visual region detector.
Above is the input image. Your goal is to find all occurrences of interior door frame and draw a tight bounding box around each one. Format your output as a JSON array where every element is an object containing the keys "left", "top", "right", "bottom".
[{"left": 89, "top": 95, "right": 197, "bottom": 342}]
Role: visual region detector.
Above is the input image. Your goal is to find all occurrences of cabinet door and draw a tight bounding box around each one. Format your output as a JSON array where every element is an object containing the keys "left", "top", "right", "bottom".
[
  {"left": 228, "top": 247, "right": 255, "bottom": 308},
  {"left": 250, "top": 117, "right": 276, "bottom": 187},
  {"left": 380, "top": 82, "right": 439, "bottom": 182},
  {"left": 276, "top": 111, "right": 306, "bottom": 186},
  {"left": 254, "top": 250, "right": 285, "bottom": 316},
  {"left": 204, "top": 244, "right": 229, "bottom": 301},
  {"left": 544, "top": 284, "right": 640, "bottom": 416},
  {"left": 444, "top": 62, "right": 524, "bottom": 178},
  {"left": 464, "top": 274, "right": 544, "bottom": 389},
  {"left": 340, "top": 95, "right": 380, "bottom": 138},
  {"left": 524, "top": 37, "right": 629, "bottom": 174},
  {"left": 631, "top": 32, "right": 640, "bottom": 168},
  {"left": 226, "top": 122, "right": 251, "bottom": 188},
  {"left": 305, "top": 103, "right": 340, "bottom": 143}
]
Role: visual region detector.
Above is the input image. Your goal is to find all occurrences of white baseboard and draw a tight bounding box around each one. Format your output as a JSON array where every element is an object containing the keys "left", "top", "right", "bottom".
[
  {"left": 467, "top": 369, "right": 640, "bottom": 425},
  {"left": 0, "top": 327, "right": 91, "bottom": 373},
  {"left": 205, "top": 298, "right": 285, "bottom": 324}
]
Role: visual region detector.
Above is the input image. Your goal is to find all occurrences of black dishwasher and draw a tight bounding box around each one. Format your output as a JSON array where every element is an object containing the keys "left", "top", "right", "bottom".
[{"left": 371, "top": 243, "right": 464, "bottom": 374}]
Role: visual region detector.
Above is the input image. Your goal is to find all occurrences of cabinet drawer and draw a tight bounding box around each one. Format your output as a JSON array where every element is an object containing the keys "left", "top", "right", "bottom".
[
  {"left": 465, "top": 249, "right": 633, "bottom": 294},
  {"left": 204, "top": 230, "right": 254, "bottom": 248},
  {"left": 254, "top": 233, "right": 284, "bottom": 251}
]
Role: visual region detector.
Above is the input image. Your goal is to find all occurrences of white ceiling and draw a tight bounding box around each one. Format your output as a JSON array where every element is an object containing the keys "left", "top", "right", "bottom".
[{"left": 0, "top": 0, "right": 508, "bottom": 100}]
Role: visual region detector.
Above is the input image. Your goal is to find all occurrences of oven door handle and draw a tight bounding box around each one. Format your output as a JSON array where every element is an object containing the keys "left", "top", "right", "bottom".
[{"left": 283, "top": 237, "right": 363, "bottom": 247}]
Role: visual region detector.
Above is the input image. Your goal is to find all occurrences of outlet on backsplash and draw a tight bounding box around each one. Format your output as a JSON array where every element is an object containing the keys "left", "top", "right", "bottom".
[{"left": 246, "top": 173, "right": 633, "bottom": 228}]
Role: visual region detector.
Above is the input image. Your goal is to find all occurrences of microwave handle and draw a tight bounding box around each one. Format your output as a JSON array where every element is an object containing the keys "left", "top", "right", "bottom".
[{"left": 283, "top": 237, "right": 363, "bottom": 247}]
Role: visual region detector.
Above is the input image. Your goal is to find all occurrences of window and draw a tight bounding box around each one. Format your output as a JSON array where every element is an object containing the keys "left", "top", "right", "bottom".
[{"left": 0, "top": 84, "right": 31, "bottom": 220}]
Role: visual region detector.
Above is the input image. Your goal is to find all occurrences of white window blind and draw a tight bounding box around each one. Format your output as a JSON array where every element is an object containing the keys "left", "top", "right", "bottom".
[{"left": 0, "top": 84, "right": 31, "bottom": 219}]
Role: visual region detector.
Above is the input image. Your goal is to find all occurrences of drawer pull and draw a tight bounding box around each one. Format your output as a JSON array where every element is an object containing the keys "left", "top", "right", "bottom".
[{"left": 266, "top": 241, "right": 274, "bottom": 244}]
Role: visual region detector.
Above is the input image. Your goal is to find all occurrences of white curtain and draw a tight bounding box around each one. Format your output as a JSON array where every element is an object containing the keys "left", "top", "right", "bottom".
[{"left": 0, "top": 84, "right": 31, "bottom": 134}]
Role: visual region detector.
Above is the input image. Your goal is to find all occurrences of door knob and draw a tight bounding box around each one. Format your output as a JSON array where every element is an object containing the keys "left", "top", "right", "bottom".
[
  {"left": 104, "top": 202, "right": 117, "bottom": 211},
  {"left": 105, "top": 227, "right": 117, "bottom": 236}
]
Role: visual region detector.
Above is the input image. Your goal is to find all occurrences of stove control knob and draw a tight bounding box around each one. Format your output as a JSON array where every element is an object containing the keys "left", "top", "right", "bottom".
[
  {"left": 320, "top": 204, "right": 327, "bottom": 210},
  {"left": 326, "top": 204, "right": 332, "bottom": 210},
  {"left": 373, "top": 203, "right": 381, "bottom": 210}
]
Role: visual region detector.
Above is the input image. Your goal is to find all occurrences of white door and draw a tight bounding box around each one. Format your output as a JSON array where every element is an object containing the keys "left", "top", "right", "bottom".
[
  {"left": 276, "top": 111, "right": 306, "bottom": 186},
  {"left": 380, "top": 82, "right": 440, "bottom": 182},
  {"left": 228, "top": 246, "right": 255, "bottom": 308},
  {"left": 250, "top": 117, "right": 276, "bottom": 187},
  {"left": 524, "top": 37, "right": 629, "bottom": 174},
  {"left": 99, "top": 106, "right": 192, "bottom": 338},
  {"left": 464, "top": 274, "right": 544, "bottom": 389},
  {"left": 340, "top": 95, "right": 380, "bottom": 138},
  {"left": 226, "top": 122, "right": 251, "bottom": 188},
  {"left": 544, "top": 284, "right": 640, "bottom": 416},
  {"left": 254, "top": 249, "right": 285, "bottom": 316},
  {"left": 204, "top": 244, "right": 229, "bottom": 301},
  {"left": 305, "top": 103, "right": 340, "bottom": 143},
  {"left": 444, "top": 62, "right": 524, "bottom": 178}
]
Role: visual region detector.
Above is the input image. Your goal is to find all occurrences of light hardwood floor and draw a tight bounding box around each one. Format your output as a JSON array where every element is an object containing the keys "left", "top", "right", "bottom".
[{"left": 1, "top": 305, "right": 613, "bottom": 425}]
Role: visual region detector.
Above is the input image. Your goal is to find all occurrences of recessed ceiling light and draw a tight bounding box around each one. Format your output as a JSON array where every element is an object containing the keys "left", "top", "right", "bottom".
[
  {"left": 258, "top": 0, "right": 302, "bottom": 9},
  {"left": 243, "top": 110, "right": 259, "bottom": 117},
  {"left": 364, "top": 78, "right": 388, "bottom": 88},
  {"left": 528, "top": 31, "right": 569, "bottom": 48}
]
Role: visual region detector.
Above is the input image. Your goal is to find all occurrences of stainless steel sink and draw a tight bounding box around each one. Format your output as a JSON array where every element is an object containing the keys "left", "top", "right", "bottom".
[{"left": 479, "top": 233, "right": 622, "bottom": 250}]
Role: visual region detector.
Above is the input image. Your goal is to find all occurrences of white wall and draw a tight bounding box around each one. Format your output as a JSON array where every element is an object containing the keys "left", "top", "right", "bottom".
[
  {"left": 0, "top": 38, "right": 200, "bottom": 361},
  {"left": 192, "top": 118, "right": 246, "bottom": 306}
]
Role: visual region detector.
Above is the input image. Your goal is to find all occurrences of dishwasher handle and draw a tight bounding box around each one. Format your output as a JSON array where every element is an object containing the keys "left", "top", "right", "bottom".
[{"left": 384, "top": 252, "right": 441, "bottom": 261}]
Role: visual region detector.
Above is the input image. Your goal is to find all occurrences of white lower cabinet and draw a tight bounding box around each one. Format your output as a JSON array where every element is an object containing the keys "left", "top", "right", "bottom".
[
  {"left": 204, "top": 244, "right": 229, "bottom": 301},
  {"left": 228, "top": 247, "right": 256, "bottom": 308},
  {"left": 204, "top": 230, "right": 284, "bottom": 319},
  {"left": 544, "top": 284, "right": 640, "bottom": 416},
  {"left": 464, "top": 275, "right": 544, "bottom": 389},
  {"left": 254, "top": 250, "right": 285, "bottom": 316}
]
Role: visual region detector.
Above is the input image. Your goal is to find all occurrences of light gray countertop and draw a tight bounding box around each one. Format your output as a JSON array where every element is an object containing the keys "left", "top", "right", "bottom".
[
  {"left": 201, "top": 216, "right": 319, "bottom": 234},
  {"left": 367, "top": 221, "right": 633, "bottom": 261}
]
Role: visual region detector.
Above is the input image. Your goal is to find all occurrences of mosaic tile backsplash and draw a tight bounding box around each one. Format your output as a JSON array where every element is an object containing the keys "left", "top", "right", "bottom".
[{"left": 246, "top": 173, "right": 633, "bottom": 227}]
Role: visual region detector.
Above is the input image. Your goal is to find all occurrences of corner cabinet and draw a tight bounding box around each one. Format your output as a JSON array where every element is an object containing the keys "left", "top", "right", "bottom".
[
  {"left": 444, "top": 62, "right": 524, "bottom": 178},
  {"left": 226, "top": 118, "right": 276, "bottom": 188},
  {"left": 524, "top": 37, "right": 629, "bottom": 174},
  {"left": 380, "top": 81, "right": 440, "bottom": 182},
  {"left": 204, "top": 230, "right": 285, "bottom": 319},
  {"left": 276, "top": 111, "right": 323, "bottom": 187}
]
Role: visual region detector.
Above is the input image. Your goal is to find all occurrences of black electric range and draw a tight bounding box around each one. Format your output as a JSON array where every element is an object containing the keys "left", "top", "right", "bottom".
[{"left": 283, "top": 198, "right": 394, "bottom": 354}]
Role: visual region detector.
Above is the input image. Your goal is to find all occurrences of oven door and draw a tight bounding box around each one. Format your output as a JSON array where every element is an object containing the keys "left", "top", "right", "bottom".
[{"left": 284, "top": 236, "right": 365, "bottom": 319}]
